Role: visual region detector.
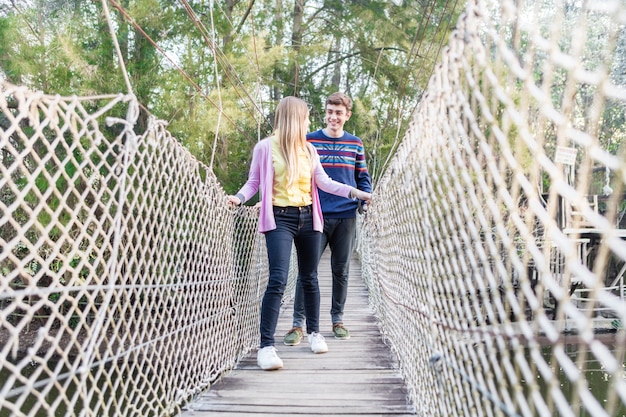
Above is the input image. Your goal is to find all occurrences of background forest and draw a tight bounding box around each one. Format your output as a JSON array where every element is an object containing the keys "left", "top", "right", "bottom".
[{"left": 0, "top": 0, "right": 464, "bottom": 193}]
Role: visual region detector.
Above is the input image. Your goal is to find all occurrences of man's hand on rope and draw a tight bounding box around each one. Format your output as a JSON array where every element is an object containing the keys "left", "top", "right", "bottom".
[{"left": 350, "top": 188, "right": 372, "bottom": 217}]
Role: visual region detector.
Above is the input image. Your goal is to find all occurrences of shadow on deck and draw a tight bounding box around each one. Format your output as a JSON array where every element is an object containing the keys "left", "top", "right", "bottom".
[{"left": 182, "top": 250, "right": 416, "bottom": 416}]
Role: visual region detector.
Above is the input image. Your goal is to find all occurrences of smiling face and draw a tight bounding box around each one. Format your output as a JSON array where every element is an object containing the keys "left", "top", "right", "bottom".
[{"left": 324, "top": 103, "right": 351, "bottom": 138}]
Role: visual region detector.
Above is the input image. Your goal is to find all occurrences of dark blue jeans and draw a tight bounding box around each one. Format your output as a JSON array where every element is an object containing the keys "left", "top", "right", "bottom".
[
  {"left": 260, "top": 206, "right": 322, "bottom": 348},
  {"left": 292, "top": 217, "right": 356, "bottom": 328}
]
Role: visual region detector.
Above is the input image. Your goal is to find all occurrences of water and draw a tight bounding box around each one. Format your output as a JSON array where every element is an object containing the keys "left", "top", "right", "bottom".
[{"left": 529, "top": 335, "right": 626, "bottom": 417}]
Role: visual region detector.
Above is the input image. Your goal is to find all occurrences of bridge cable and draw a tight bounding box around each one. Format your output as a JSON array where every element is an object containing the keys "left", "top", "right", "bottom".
[
  {"left": 379, "top": 0, "right": 462, "bottom": 177},
  {"left": 106, "top": 0, "right": 253, "bottom": 143},
  {"left": 177, "top": 0, "right": 271, "bottom": 133},
  {"left": 207, "top": 0, "right": 222, "bottom": 169},
  {"left": 101, "top": 0, "right": 133, "bottom": 95}
]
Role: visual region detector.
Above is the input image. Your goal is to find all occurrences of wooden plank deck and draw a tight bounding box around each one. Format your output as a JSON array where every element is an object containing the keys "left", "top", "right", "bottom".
[{"left": 182, "top": 250, "right": 416, "bottom": 416}]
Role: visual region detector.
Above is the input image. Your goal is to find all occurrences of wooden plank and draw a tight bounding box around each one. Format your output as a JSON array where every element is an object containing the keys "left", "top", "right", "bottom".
[
  {"left": 194, "top": 385, "right": 410, "bottom": 401},
  {"left": 187, "top": 414, "right": 416, "bottom": 417},
  {"left": 189, "top": 404, "right": 414, "bottom": 415},
  {"left": 182, "top": 250, "right": 416, "bottom": 416}
]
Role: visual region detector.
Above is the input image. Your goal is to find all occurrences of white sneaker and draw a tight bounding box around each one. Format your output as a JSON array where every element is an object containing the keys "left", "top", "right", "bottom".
[
  {"left": 308, "top": 332, "right": 328, "bottom": 354},
  {"left": 257, "top": 346, "right": 283, "bottom": 370}
]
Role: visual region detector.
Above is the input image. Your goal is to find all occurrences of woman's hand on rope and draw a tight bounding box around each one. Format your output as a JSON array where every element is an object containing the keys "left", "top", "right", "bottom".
[
  {"left": 351, "top": 188, "right": 372, "bottom": 204},
  {"left": 227, "top": 195, "right": 242, "bottom": 207}
]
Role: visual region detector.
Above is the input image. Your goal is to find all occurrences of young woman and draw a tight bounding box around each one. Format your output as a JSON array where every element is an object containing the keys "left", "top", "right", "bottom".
[
  {"left": 227, "top": 96, "right": 372, "bottom": 371},
  {"left": 284, "top": 91, "right": 372, "bottom": 346}
]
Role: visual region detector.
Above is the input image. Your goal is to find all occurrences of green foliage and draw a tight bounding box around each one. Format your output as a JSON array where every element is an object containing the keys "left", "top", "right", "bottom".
[
  {"left": 0, "top": 14, "right": 24, "bottom": 82},
  {"left": 0, "top": 0, "right": 467, "bottom": 187}
]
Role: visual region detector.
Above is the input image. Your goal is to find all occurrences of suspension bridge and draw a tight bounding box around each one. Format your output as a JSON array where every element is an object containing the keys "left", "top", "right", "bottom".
[
  {"left": 181, "top": 250, "right": 416, "bottom": 416},
  {"left": 2, "top": 1, "right": 626, "bottom": 416}
]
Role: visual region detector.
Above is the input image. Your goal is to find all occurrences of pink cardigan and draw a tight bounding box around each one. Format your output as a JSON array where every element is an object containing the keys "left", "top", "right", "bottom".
[{"left": 235, "top": 137, "right": 354, "bottom": 233}]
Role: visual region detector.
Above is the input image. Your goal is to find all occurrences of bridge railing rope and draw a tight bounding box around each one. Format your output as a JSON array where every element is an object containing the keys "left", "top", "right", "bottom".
[
  {"left": 0, "top": 85, "right": 272, "bottom": 416},
  {"left": 358, "top": 1, "right": 626, "bottom": 416}
]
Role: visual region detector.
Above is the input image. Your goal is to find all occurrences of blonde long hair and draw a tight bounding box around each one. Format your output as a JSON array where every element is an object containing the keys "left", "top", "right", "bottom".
[{"left": 274, "top": 96, "right": 314, "bottom": 188}]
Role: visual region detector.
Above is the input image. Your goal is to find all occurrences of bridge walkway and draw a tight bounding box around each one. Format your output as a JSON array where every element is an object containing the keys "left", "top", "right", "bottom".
[{"left": 182, "top": 249, "right": 416, "bottom": 416}]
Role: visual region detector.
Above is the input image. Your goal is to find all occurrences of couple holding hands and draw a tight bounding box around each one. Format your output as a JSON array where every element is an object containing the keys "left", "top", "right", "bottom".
[{"left": 228, "top": 93, "right": 372, "bottom": 370}]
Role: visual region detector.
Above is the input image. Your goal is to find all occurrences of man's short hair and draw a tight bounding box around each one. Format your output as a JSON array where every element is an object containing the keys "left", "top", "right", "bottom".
[{"left": 326, "top": 92, "right": 353, "bottom": 112}]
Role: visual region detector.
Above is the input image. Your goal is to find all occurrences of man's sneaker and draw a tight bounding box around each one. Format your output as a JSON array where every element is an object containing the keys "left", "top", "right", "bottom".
[
  {"left": 332, "top": 323, "right": 351, "bottom": 340},
  {"left": 257, "top": 346, "right": 283, "bottom": 370},
  {"left": 308, "top": 332, "right": 328, "bottom": 354},
  {"left": 283, "top": 327, "right": 303, "bottom": 346}
]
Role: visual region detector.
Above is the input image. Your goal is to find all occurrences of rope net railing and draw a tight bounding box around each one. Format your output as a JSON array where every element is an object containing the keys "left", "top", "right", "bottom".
[
  {"left": 0, "top": 84, "right": 278, "bottom": 415},
  {"left": 358, "top": 0, "right": 626, "bottom": 416}
]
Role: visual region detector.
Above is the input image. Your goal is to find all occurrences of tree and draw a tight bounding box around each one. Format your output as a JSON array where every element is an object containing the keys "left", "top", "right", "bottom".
[{"left": 0, "top": 0, "right": 466, "bottom": 191}]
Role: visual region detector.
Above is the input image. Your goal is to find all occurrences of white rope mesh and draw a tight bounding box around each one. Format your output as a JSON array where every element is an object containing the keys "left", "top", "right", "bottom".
[
  {"left": 0, "top": 83, "right": 271, "bottom": 415},
  {"left": 358, "top": 0, "right": 626, "bottom": 416},
  {"left": 2, "top": 0, "right": 626, "bottom": 416}
]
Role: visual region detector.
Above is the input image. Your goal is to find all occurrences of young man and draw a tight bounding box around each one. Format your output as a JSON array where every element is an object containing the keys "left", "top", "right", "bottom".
[{"left": 283, "top": 92, "right": 372, "bottom": 344}]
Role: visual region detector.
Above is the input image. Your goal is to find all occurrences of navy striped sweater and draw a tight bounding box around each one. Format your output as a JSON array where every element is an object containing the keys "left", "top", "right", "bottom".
[{"left": 306, "top": 129, "right": 372, "bottom": 218}]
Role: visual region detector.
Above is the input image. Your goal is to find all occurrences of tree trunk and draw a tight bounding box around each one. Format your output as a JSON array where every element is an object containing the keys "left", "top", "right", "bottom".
[{"left": 289, "top": 0, "right": 304, "bottom": 95}]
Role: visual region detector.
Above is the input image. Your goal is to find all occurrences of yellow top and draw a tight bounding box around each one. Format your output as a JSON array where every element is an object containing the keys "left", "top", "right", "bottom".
[{"left": 271, "top": 136, "right": 312, "bottom": 207}]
